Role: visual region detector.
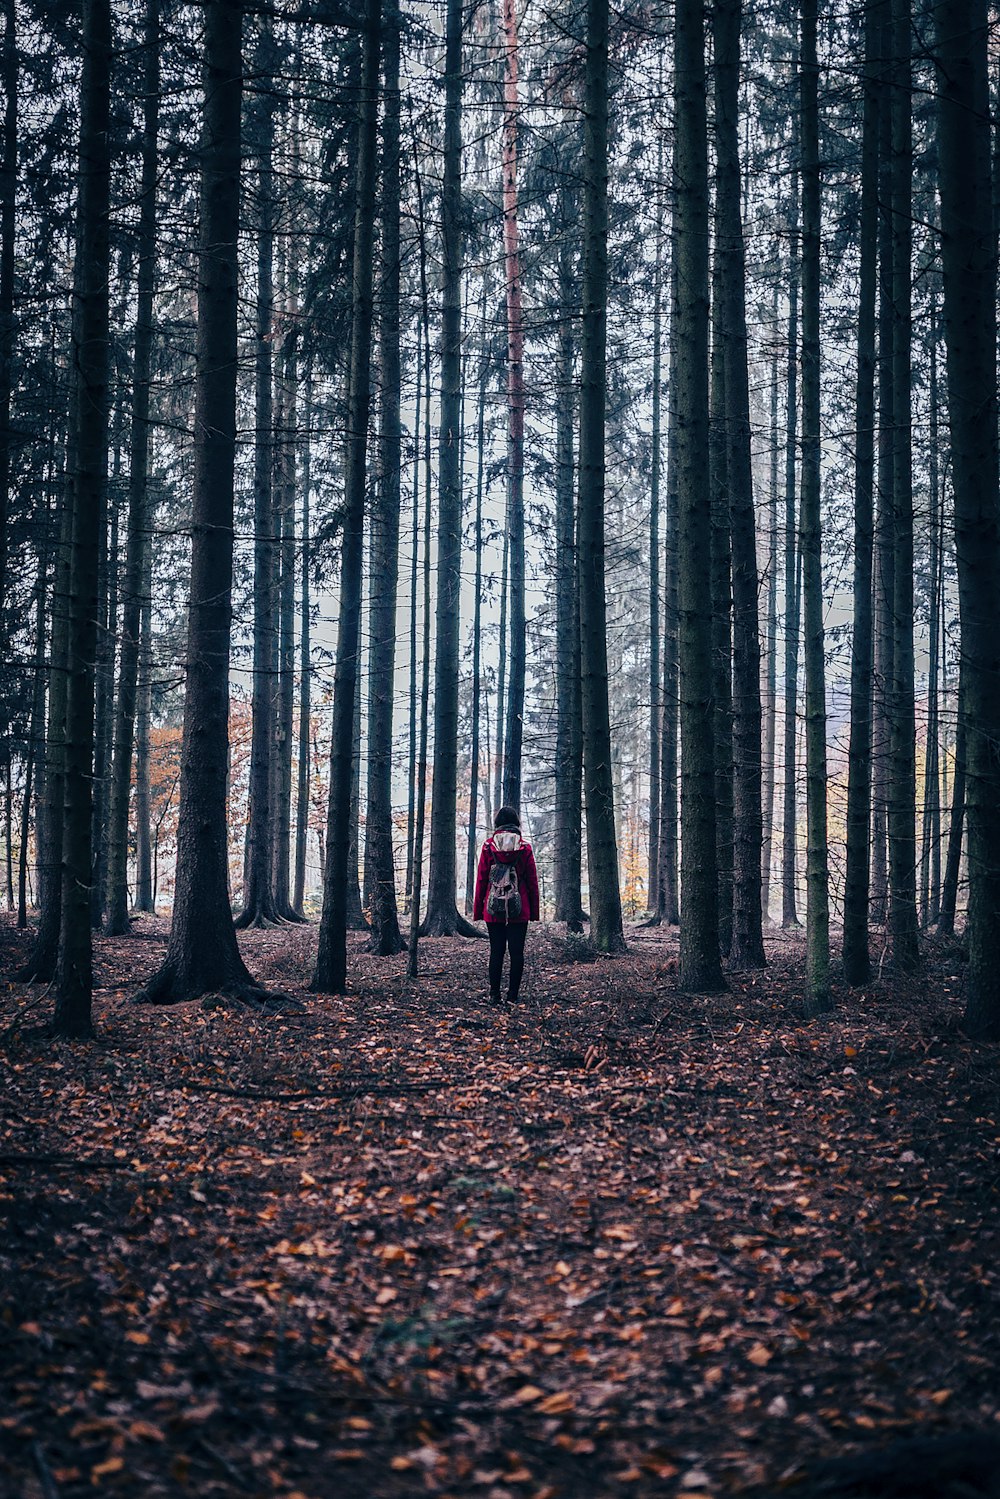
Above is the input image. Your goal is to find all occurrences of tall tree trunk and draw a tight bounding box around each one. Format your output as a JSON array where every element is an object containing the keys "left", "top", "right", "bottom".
[
  {"left": 647, "top": 126, "right": 664, "bottom": 914},
  {"left": 709, "top": 269, "right": 733, "bottom": 958},
  {"left": 937, "top": 672, "right": 965, "bottom": 937},
  {"left": 761, "top": 282, "right": 779, "bottom": 924},
  {"left": 465, "top": 285, "right": 489, "bottom": 914},
  {"left": 887, "top": 0, "right": 920, "bottom": 970},
  {"left": 922, "top": 307, "right": 943, "bottom": 927},
  {"left": 405, "top": 315, "right": 421, "bottom": 905},
  {"left": 237, "top": 26, "right": 280, "bottom": 929},
  {"left": 135, "top": 0, "right": 264, "bottom": 1006},
  {"left": 500, "top": 0, "right": 525, "bottom": 810},
  {"left": 106, "top": 0, "right": 160, "bottom": 936},
  {"left": 272, "top": 244, "right": 302, "bottom": 920},
  {"left": 657, "top": 250, "right": 680, "bottom": 925},
  {"left": 843, "top": 0, "right": 878, "bottom": 985},
  {"left": 293, "top": 362, "right": 313, "bottom": 914},
  {"left": 714, "top": 0, "right": 764, "bottom": 969},
  {"left": 53, "top": 0, "right": 112, "bottom": 1036},
  {"left": 799, "top": 0, "right": 831, "bottom": 1014},
  {"left": 554, "top": 222, "right": 584, "bottom": 930},
  {"left": 133, "top": 538, "right": 154, "bottom": 911},
  {"left": 311, "top": 0, "right": 382, "bottom": 991},
  {"left": 578, "top": 0, "right": 624, "bottom": 955},
  {"left": 781, "top": 169, "right": 801, "bottom": 929},
  {"left": 935, "top": 0, "right": 1000, "bottom": 1035},
  {"left": 422, "top": 0, "right": 476, "bottom": 936},
  {"left": 494, "top": 527, "right": 508, "bottom": 814},
  {"left": 365, "top": 47, "right": 407, "bottom": 951},
  {"left": 19, "top": 522, "right": 48, "bottom": 928},
  {"left": 0, "top": 0, "right": 15, "bottom": 680},
  {"left": 676, "top": 0, "right": 722, "bottom": 989}
]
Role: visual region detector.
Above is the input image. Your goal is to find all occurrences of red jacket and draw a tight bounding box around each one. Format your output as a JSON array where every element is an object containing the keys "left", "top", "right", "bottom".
[{"left": 473, "top": 833, "right": 540, "bottom": 923}]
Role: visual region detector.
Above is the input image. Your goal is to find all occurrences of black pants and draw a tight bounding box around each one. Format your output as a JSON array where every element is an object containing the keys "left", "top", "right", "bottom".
[{"left": 488, "top": 921, "right": 527, "bottom": 1000}]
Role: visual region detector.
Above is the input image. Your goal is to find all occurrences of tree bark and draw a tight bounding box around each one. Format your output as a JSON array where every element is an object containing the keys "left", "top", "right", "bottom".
[
  {"left": 799, "top": 0, "right": 831, "bottom": 1014},
  {"left": 843, "top": 0, "right": 878, "bottom": 986},
  {"left": 887, "top": 0, "right": 920, "bottom": 971},
  {"left": 53, "top": 0, "right": 112, "bottom": 1037},
  {"left": 0, "top": 0, "right": 16, "bottom": 678},
  {"left": 135, "top": 0, "right": 264, "bottom": 1007},
  {"left": 500, "top": 0, "right": 525, "bottom": 811},
  {"left": 781, "top": 169, "right": 801, "bottom": 929},
  {"left": 465, "top": 284, "right": 489, "bottom": 914},
  {"left": 676, "top": 0, "right": 723, "bottom": 990},
  {"left": 293, "top": 361, "right": 312, "bottom": 914},
  {"left": 935, "top": 0, "right": 1000, "bottom": 1035},
  {"left": 578, "top": 0, "right": 624, "bottom": 955},
  {"left": 421, "top": 0, "right": 476, "bottom": 937},
  {"left": 312, "top": 0, "right": 382, "bottom": 991},
  {"left": 714, "top": 0, "right": 764, "bottom": 969},
  {"left": 106, "top": 0, "right": 160, "bottom": 937},
  {"left": 237, "top": 30, "right": 280, "bottom": 929}
]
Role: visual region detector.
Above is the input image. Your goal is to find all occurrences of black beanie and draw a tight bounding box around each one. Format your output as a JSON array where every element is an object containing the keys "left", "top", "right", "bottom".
[{"left": 494, "top": 805, "right": 521, "bottom": 831}]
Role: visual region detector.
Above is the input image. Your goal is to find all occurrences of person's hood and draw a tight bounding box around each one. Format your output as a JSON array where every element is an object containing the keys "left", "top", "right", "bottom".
[{"left": 491, "top": 830, "right": 523, "bottom": 860}]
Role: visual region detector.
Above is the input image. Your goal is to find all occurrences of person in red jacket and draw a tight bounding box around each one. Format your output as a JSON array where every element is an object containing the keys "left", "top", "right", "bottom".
[{"left": 473, "top": 806, "right": 540, "bottom": 1003}]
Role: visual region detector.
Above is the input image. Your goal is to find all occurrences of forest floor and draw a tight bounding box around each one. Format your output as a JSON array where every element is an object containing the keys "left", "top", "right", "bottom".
[{"left": 1, "top": 915, "right": 999, "bottom": 1499}]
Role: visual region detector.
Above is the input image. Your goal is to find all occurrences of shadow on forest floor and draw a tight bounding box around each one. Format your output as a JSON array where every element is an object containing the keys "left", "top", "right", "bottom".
[{"left": 1, "top": 915, "right": 998, "bottom": 1497}]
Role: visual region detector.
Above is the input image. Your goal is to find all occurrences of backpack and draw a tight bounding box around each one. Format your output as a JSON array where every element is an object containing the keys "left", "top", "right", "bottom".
[{"left": 486, "top": 849, "right": 523, "bottom": 920}]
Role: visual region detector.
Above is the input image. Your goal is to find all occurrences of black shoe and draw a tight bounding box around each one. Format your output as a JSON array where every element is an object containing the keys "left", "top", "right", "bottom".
[{"left": 489, "top": 988, "right": 502, "bottom": 1004}]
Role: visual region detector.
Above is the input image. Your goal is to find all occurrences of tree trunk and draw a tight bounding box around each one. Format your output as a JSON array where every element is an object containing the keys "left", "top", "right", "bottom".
[
  {"left": 106, "top": 0, "right": 160, "bottom": 936},
  {"left": 676, "top": 0, "right": 723, "bottom": 990},
  {"left": 921, "top": 306, "right": 943, "bottom": 927},
  {"left": 465, "top": 284, "right": 489, "bottom": 914},
  {"left": 937, "top": 672, "right": 965, "bottom": 937},
  {"left": 647, "top": 124, "right": 664, "bottom": 914},
  {"left": 312, "top": 0, "right": 382, "bottom": 991},
  {"left": 714, "top": 0, "right": 764, "bottom": 969},
  {"left": 0, "top": 0, "right": 15, "bottom": 673},
  {"left": 761, "top": 283, "right": 779, "bottom": 924},
  {"left": 293, "top": 361, "right": 312, "bottom": 914},
  {"left": 237, "top": 27, "right": 279, "bottom": 929},
  {"left": 709, "top": 270, "right": 733, "bottom": 959},
  {"left": 781, "top": 170, "right": 801, "bottom": 930},
  {"left": 135, "top": 0, "right": 264, "bottom": 1007},
  {"left": 272, "top": 248, "right": 301, "bottom": 920},
  {"left": 657, "top": 249, "right": 680, "bottom": 925},
  {"left": 843, "top": 0, "right": 878, "bottom": 986},
  {"left": 53, "top": 0, "right": 112, "bottom": 1037},
  {"left": 494, "top": 527, "right": 508, "bottom": 815},
  {"left": 887, "top": 0, "right": 920, "bottom": 971},
  {"left": 365, "top": 52, "right": 406, "bottom": 955},
  {"left": 935, "top": 0, "right": 1000, "bottom": 1035},
  {"left": 500, "top": 0, "right": 525, "bottom": 811},
  {"left": 421, "top": 0, "right": 476, "bottom": 937},
  {"left": 799, "top": 0, "right": 831, "bottom": 1014},
  {"left": 404, "top": 315, "right": 421, "bottom": 905},
  {"left": 554, "top": 220, "right": 584, "bottom": 930},
  {"left": 133, "top": 540, "right": 154, "bottom": 912},
  {"left": 578, "top": 0, "right": 624, "bottom": 955}
]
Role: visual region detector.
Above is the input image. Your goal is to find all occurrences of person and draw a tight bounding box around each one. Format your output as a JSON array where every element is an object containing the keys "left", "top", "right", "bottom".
[{"left": 473, "top": 806, "right": 540, "bottom": 1003}]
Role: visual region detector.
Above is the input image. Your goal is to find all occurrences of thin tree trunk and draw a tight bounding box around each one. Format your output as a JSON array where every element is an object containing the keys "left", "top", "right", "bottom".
[
  {"left": 872, "top": 0, "right": 894, "bottom": 929},
  {"left": 937, "top": 673, "right": 965, "bottom": 937},
  {"left": 106, "top": 0, "right": 159, "bottom": 936},
  {"left": 761, "top": 282, "right": 779, "bottom": 924},
  {"left": 272, "top": 242, "right": 301, "bottom": 920},
  {"left": 311, "top": 0, "right": 381, "bottom": 992},
  {"left": 647, "top": 124, "right": 664, "bottom": 913},
  {"left": 676, "top": 0, "right": 722, "bottom": 989},
  {"left": 53, "top": 0, "right": 112, "bottom": 1037},
  {"left": 843, "top": 0, "right": 878, "bottom": 985},
  {"left": 421, "top": 0, "right": 476, "bottom": 936},
  {"left": 578, "top": 0, "right": 624, "bottom": 955},
  {"left": 922, "top": 306, "right": 943, "bottom": 926},
  {"left": 0, "top": 0, "right": 16, "bottom": 671},
  {"left": 554, "top": 224, "right": 584, "bottom": 930},
  {"left": 887, "top": 0, "right": 919, "bottom": 970},
  {"left": 500, "top": 0, "right": 525, "bottom": 810},
  {"left": 133, "top": 543, "right": 153, "bottom": 911},
  {"left": 494, "top": 527, "right": 508, "bottom": 815},
  {"left": 781, "top": 168, "right": 801, "bottom": 929},
  {"left": 658, "top": 248, "right": 680, "bottom": 926},
  {"left": 799, "top": 0, "right": 831, "bottom": 1014},
  {"left": 465, "top": 284, "right": 489, "bottom": 914},
  {"left": 935, "top": 0, "right": 1000, "bottom": 1035},
  {"left": 237, "top": 29, "right": 280, "bottom": 929},
  {"left": 714, "top": 0, "right": 764, "bottom": 968},
  {"left": 709, "top": 266, "right": 733, "bottom": 959},
  {"left": 407, "top": 282, "right": 435, "bottom": 976},
  {"left": 293, "top": 361, "right": 312, "bottom": 914},
  {"left": 404, "top": 315, "right": 421, "bottom": 904}
]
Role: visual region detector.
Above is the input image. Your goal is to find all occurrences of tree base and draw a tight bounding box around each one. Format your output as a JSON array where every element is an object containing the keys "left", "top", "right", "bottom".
[
  {"left": 419, "top": 907, "right": 481, "bottom": 938},
  {"left": 134, "top": 958, "right": 298, "bottom": 1013}
]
